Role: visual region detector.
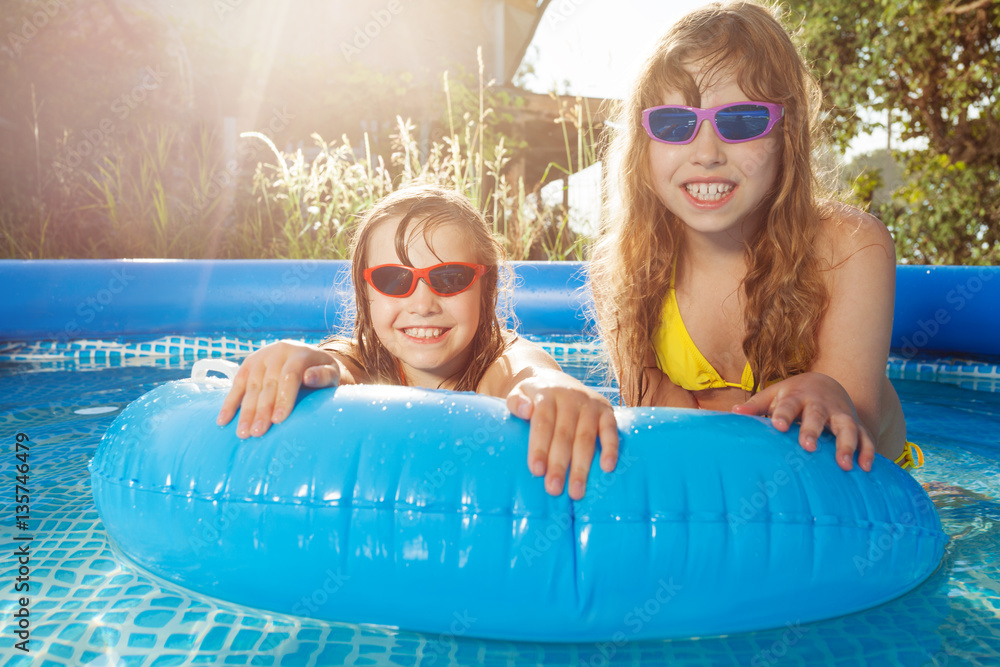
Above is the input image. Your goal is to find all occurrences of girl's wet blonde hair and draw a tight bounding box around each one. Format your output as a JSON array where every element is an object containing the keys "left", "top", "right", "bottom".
[
  {"left": 590, "top": 0, "right": 829, "bottom": 405},
  {"left": 328, "top": 185, "right": 512, "bottom": 392}
]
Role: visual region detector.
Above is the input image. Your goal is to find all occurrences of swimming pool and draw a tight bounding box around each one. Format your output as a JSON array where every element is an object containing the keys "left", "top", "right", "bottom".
[{"left": 2, "top": 261, "right": 999, "bottom": 665}]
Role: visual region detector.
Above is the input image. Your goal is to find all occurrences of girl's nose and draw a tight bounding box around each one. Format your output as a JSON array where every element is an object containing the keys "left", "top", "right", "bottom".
[
  {"left": 406, "top": 279, "right": 442, "bottom": 315},
  {"left": 690, "top": 119, "right": 726, "bottom": 167}
]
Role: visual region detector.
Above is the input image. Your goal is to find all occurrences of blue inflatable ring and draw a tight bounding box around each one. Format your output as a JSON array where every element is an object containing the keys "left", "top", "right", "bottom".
[{"left": 91, "top": 369, "right": 946, "bottom": 642}]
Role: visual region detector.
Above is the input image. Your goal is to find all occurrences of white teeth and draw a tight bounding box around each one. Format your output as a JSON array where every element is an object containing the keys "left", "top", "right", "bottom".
[
  {"left": 403, "top": 328, "right": 445, "bottom": 339},
  {"left": 685, "top": 182, "right": 734, "bottom": 201}
]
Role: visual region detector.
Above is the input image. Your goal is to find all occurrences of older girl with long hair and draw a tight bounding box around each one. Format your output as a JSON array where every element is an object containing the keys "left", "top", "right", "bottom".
[
  {"left": 219, "top": 185, "right": 619, "bottom": 498},
  {"left": 590, "top": 1, "right": 919, "bottom": 471}
]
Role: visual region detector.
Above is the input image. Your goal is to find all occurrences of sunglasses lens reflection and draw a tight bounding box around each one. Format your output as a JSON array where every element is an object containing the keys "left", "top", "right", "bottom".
[
  {"left": 648, "top": 108, "right": 698, "bottom": 143},
  {"left": 370, "top": 266, "right": 415, "bottom": 296},
  {"left": 715, "top": 104, "right": 770, "bottom": 141},
  {"left": 428, "top": 265, "right": 477, "bottom": 294}
]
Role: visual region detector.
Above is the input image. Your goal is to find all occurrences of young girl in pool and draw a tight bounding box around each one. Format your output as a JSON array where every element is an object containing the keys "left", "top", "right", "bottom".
[
  {"left": 590, "top": 1, "right": 921, "bottom": 472},
  {"left": 218, "top": 185, "right": 619, "bottom": 499}
]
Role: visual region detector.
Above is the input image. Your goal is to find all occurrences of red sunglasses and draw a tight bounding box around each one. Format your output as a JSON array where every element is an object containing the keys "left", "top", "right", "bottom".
[{"left": 362, "top": 262, "right": 489, "bottom": 298}]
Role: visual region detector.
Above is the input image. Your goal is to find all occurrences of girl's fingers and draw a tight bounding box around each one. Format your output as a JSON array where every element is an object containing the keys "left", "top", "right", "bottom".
[
  {"left": 515, "top": 383, "right": 619, "bottom": 497},
  {"left": 275, "top": 357, "right": 341, "bottom": 422},
  {"left": 857, "top": 426, "right": 876, "bottom": 472},
  {"left": 598, "top": 409, "right": 619, "bottom": 472},
  {"left": 507, "top": 387, "right": 545, "bottom": 477},
  {"left": 733, "top": 386, "right": 798, "bottom": 431},
  {"left": 829, "top": 414, "right": 859, "bottom": 471},
  {"left": 303, "top": 364, "right": 341, "bottom": 389},
  {"left": 509, "top": 387, "right": 552, "bottom": 481},
  {"left": 217, "top": 366, "right": 248, "bottom": 425},
  {"left": 797, "top": 402, "right": 827, "bottom": 452},
  {"left": 222, "top": 342, "right": 340, "bottom": 437},
  {"left": 506, "top": 386, "right": 534, "bottom": 421},
  {"left": 544, "top": 399, "right": 578, "bottom": 496},
  {"left": 731, "top": 388, "right": 773, "bottom": 416},
  {"left": 567, "top": 409, "right": 599, "bottom": 500},
  {"left": 271, "top": 364, "right": 305, "bottom": 424},
  {"left": 235, "top": 363, "right": 266, "bottom": 438},
  {"left": 525, "top": 393, "right": 555, "bottom": 480},
  {"left": 767, "top": 393, "right": 802, "bottom": 432},
  {"left": 731, "top": 374, "right": 877, "bottom": 474},
  {"left": 247, "top": 367, "right": 281, "bottom": 437}
]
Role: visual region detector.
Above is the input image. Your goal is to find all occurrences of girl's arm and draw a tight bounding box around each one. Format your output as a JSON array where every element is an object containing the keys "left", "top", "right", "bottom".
[
  {"left": 479, "top": 338, "right": 619, "bottom": 500},
  {"left": 217, "top": 340, "right": 366, "bottom": 438},
  {"left": 735, "top": 205, "right": 899, "bottom": 472}
]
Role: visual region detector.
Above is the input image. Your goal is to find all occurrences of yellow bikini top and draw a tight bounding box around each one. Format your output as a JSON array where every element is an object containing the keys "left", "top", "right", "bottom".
[{"left": 651, "top": 263, "right": 756, "bottom": 393}]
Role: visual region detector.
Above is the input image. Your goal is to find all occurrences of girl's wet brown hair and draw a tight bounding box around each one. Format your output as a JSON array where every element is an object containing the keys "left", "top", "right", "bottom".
[
  {"left": 328, "top": 185, "right": 511, "bottom": 391},
  {"left": 590, "top": 0, "right": 828, "bottom": 405}
]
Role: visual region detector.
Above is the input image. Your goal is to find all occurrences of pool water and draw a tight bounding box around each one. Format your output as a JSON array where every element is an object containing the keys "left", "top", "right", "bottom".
[{"left": 1, "top": 338, "right": 999, "bottom": 666}]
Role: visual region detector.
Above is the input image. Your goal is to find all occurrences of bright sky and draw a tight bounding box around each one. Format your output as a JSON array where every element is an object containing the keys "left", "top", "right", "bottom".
[
  {"left": 520, "top": 0, "right": 713, "bottom": 100},
  {"left": 521, "top": 0, "right": 894, "bottom": 159}
]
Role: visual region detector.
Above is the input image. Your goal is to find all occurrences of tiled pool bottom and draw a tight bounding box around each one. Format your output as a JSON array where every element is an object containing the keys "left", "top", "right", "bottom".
[{"left": 1, "top": 349, "right": 1000, "bottom": 665}]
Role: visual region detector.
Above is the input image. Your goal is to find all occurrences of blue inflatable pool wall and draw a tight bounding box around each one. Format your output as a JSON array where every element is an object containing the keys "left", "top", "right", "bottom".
[{"left": 3, "top": 260, "right": 1000, "bottom": 355}]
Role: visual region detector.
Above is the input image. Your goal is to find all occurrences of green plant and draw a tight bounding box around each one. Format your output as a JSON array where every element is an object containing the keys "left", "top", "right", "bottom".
[
  {"left": 74, "top": 124, "right": 224, "bottom": 258},
  {"left": 238, "top": 131, "right": 390, "bottom": 260},
  {"left": 237, "top": 48, "right": 603, "bottom": 263},
  {"left": 787, "top": 0, "right": 1000, "bottom": 264},
  {"left": 0, "top": 38, "right": 606, "bottom": 262},
  {"left": 879, "top": 153, "right": 999, "bottom": 265},
  {"left": 0, "top": 207, "right": 50, "bottom": 259}
]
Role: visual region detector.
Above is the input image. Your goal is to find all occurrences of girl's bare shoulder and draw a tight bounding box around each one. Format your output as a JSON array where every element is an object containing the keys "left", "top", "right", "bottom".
[
  {"left": 814, "top": 200, "right": 896, "bottom": 268},
  {"left": 476, "top": 336, "right": 559, "bottom": 397}
]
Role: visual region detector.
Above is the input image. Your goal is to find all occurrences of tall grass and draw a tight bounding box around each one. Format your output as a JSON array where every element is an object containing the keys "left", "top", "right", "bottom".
[
  {"left": 235, "top": 49, "right": 599, "bottom": 261},
  {"left": 0, "top": 121, "right": 227, "bottom": 259},
  {"left": 0, "top": 53, "right": 602, "bottom": 261},
  {"left": 234, "top": 130, "right": 391, "bottom": 260}
]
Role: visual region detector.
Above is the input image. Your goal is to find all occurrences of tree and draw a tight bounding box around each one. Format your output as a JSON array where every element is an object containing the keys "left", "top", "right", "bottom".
[{"left": 786, "top": 0, "right": 1000, "bottom": 264}]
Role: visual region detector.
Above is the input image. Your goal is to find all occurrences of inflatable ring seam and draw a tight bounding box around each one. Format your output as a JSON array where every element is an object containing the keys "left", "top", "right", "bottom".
[
  {"left": 95, "top": 476, "right": 943, "bottom": 537},
  {"left": 92, "top": 479, "right": 548, "bottom": 514}
]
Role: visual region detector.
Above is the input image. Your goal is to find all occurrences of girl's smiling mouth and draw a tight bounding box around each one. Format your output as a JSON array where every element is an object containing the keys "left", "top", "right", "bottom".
[
  {"left": 684, "top": 181, "right": 736, "bottom": 203},
  {"left": 401, "top": 327, "right": 449, "bottom": 341}
]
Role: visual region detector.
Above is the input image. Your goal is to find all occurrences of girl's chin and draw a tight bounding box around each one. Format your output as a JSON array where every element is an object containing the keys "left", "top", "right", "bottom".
[{"left": 397, "top": 360, "right": 459, "bottom": 388}]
